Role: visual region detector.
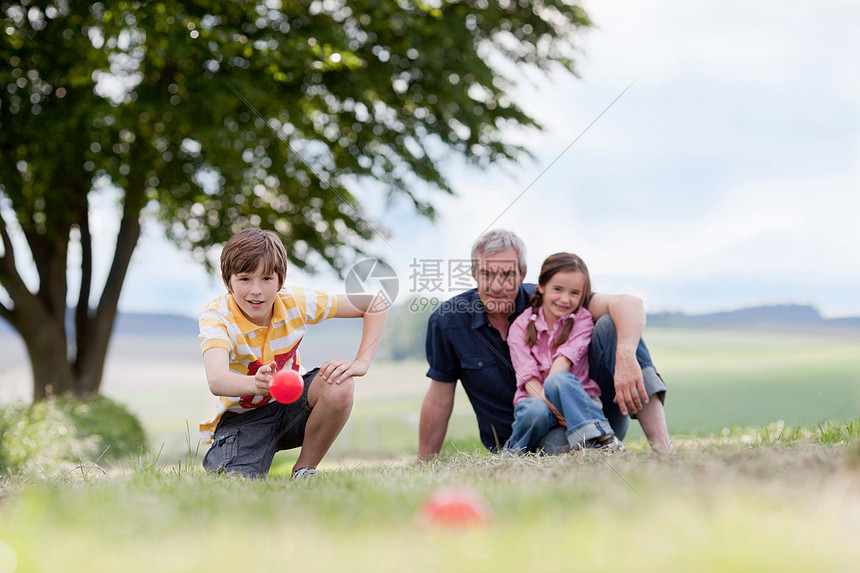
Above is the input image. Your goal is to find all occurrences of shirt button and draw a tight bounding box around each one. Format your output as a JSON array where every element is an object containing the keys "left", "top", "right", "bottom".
[{"left": 478, "top": 361, "right": 483, "bottom": 367}]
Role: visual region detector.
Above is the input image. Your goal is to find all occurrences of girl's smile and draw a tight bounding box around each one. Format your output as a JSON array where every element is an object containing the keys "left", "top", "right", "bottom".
[{"left": 538, "top": 270, "right": 586, "bottom": 329}]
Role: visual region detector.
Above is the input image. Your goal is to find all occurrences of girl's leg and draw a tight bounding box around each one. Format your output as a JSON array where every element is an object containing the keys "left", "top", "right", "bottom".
[
  {"left": 503, "top": 398, "right": 557, "bottom": 454},
  {"left": 544, "top": 371, "right": 614, "bottom": 449}
]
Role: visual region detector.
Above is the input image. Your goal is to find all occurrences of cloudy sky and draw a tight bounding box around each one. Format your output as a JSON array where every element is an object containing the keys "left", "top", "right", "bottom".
[{"left": 112, "top": 0, "right": 859, "bottom": 318}]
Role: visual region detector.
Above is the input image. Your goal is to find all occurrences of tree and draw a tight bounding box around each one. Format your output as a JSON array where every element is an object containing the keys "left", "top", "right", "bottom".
[{"left": 0, "top": 0, "right": 590, "bottom": 400}]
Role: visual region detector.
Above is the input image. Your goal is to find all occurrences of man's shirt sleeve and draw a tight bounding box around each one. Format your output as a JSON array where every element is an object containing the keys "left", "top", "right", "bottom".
[{"left": 425, "top": 310, "right": 460, "bottom": 383}]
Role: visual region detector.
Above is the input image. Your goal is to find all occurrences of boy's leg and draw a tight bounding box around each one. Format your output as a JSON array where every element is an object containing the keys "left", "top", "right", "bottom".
[
  {"left": 203, "top": 402, "right": 296, "bottom": 478},
  {"left": 543, "top": 371, "right": 613, "bottom": 448},
  {"left": 504, "top": 398, "right": 557, "bottom": 454},
  {"left": 589, "top": 315, "right": 671, "bottom": 451},
  {"left": 292, "top": 368, "right": 355, "bottom": 473}
]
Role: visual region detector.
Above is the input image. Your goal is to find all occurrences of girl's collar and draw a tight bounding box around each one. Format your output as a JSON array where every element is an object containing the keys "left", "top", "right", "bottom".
[{"left": 532, "top": 306, "right": 577, "bottom": 331}]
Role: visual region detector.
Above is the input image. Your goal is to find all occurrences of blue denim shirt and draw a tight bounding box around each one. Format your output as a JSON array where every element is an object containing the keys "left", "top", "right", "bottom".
[{"left": 425, "top": 285, "right": 535, "bottom": 450}]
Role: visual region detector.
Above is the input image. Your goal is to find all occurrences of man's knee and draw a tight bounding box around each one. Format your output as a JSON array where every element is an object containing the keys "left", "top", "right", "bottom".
[
  {"left": 593, "top": 314, "right": 617, "bottom": 347},
  {"left": 642, "top": 366, "right": 667, "bottom": 401}
]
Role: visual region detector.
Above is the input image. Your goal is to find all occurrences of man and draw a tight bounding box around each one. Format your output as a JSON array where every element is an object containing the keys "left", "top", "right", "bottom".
[{"left": 418, "top": 229, "right": 671, "bottom": 459}]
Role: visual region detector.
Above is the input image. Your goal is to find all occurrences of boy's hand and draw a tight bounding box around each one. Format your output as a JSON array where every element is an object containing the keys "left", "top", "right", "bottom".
[
  {"left": 319, "top": 357, "right": 369, "bottom": 385},
  {"left": 254, "top": 361, "right": 278, "bottom": 395}
]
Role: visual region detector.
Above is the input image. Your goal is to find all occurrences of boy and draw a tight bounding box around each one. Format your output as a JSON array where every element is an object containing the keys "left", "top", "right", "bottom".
[{"left": 198, "top": 228, "right": 388, "bottom": 478}]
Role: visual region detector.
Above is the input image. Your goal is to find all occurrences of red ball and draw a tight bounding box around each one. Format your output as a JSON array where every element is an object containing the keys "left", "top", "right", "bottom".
[
  {"left": 419, "top": 486, "right": 492, "bottom": 529},
  {"left": 269, "top": 369, "right": 304, "bottom": 403}
]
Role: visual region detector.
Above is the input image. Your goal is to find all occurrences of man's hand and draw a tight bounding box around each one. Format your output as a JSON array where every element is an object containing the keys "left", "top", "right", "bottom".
[{"left": 613, "top": 350, "right": 647, "bottom": 416}]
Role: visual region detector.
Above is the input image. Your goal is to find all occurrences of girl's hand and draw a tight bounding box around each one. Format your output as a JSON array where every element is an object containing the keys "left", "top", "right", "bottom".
[
  {"left": 547, "top": 403, "right": 567, "bottom": 428},
  {"left": 524, "top": 378, "right": 566, "bottom": 427},
  {"left": 254, "top": 361, "right": 278, "bottom": 395},
  {"left": 319, "top": 357, "right": 368, "bottom": 384}
]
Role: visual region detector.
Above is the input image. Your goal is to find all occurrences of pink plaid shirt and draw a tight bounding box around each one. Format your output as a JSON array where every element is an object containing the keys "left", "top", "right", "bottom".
[{"left": 508, "top": 305, "right": 599, "bottom": 405}]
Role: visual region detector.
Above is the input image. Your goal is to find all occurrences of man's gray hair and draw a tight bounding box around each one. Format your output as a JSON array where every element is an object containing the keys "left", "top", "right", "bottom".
[{"left": 471, "top": 229, "right": 527, "bottom": 273}]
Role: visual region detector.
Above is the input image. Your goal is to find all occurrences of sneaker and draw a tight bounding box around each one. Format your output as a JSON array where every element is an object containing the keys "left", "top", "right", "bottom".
[
  {"left": 593, "top": 435, "right": 626, "bottom": 453},
  {"left": 291, "top": 466, "right": 321, "bottom": 479}
]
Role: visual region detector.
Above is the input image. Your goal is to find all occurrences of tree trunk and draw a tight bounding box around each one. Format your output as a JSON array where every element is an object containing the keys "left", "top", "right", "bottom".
[
  {"left": 2, "top": 279, "right": 74, "bottom": 399},
  {"left": 72, "top": 190, "right": 144, "bottom": 398},
  {"left": 23, "top": 316, "right": 75, "bottom": 400},
  {"left": 0, "top": 192, "right": 143, "bottom": 401}
]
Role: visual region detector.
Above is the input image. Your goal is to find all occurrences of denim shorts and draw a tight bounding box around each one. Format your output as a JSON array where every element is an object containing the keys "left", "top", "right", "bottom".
[{"left": 202, "top": 368, "right": 318, "bottom": 478}]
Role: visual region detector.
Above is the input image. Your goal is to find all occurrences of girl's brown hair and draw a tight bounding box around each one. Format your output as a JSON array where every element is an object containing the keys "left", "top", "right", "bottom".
[
  {"left": 220, "top": 228, "right": 288, "bottom": 289},
  {"left": 525, "top": 252, "right": 592, "bottom": 348}
]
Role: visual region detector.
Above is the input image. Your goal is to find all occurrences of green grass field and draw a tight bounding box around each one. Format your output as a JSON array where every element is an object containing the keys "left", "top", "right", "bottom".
[
  {"left": 1, "top": 434, "right": 859, "bottom": 572},
  {"left": 628, "top": 328, "right": 860, "bottom": 436},
  {"left": 1, "top": 327, "right": 859, "bottom": 572}
]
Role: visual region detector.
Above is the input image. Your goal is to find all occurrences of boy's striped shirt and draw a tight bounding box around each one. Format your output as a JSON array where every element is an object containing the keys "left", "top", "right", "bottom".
[{"left": 198, "top": 285, "right": 338, "bottom": 443}]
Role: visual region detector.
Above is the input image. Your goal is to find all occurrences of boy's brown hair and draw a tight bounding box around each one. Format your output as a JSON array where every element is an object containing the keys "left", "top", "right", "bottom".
[{"left": 220, "top": 228, "right": 288, "bottom": 289}]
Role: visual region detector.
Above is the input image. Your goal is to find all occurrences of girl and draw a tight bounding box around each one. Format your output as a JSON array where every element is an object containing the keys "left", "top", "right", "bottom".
[{"left": 503, "top": 252, "right": 624, "bottom": 453}]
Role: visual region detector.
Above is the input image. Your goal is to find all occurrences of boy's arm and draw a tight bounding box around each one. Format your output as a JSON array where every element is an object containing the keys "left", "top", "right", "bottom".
[
  {"left": 203, "top": 347, "right": 276, "bottom": 397},
  {"left": 587, "top": 292, "right": 647, "bottom": 415},
  {"left": 317, "top": 294, "right": 389, "bottom": 384}
]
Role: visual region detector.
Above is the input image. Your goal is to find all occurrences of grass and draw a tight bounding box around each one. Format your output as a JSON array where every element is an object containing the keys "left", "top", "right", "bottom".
[
  {"left": 1, "top": 427, "right": 859, "bottom": 572},
  {"left": 1, "top": 326, "right": 859, "bottom": 571}
]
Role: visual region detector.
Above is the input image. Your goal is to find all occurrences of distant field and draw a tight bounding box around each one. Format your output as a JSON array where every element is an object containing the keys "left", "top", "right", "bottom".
[
  {"left": 645, "top": 328, "right": 860, "bottom": 435},
  {"left": 1, "top": 326, "right": 858, "bottom": 464}
]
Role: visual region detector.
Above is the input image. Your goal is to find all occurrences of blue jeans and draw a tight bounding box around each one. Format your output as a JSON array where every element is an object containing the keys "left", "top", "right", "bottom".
[
  {"left": 202, "top": 368, "right": 318, "bottom": 478},
  {"left": 504, "top": 371, "right": 613, "bottom": 453},
  {"left": 532, "top": 316, "right": 667, "bottom": 451},
  {"left": 589, "top": 315, "right": 664, "bottom": 441}
]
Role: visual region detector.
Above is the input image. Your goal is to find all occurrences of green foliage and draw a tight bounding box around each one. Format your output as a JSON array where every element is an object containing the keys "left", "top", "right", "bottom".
[
  {"left": 0, "top": 395, "right": 147, "bottom": 478},
  {"left": 0, "top": 397, "right": 91, "bottom": 477},
  {"left": 59, "top": 394, "right": 148, "bottom": 459},
  {"left": 0, "top": 0, "right": 592, "bottom": 398},
  {"left": 0, "top": 1, "right": 591, "bottom": 269}
]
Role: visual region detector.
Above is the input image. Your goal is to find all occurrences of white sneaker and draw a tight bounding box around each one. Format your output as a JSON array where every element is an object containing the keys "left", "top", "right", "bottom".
[
  {"left": 593, "top": 435, "right": 626, "bottom": 453},
  {"left": 291, "top": 466, "right": 321, "bottom": 479}
]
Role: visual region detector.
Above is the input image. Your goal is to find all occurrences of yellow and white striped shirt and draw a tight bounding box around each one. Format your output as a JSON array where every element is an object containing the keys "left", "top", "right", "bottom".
[{"left": 198, "top": 285, "right": 338, "bottom": 443}]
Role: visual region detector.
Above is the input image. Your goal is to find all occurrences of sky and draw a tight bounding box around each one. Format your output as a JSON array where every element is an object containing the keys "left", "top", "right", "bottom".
[{"left": 97, "top": 0, "right": 860, "bottom": 319}]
